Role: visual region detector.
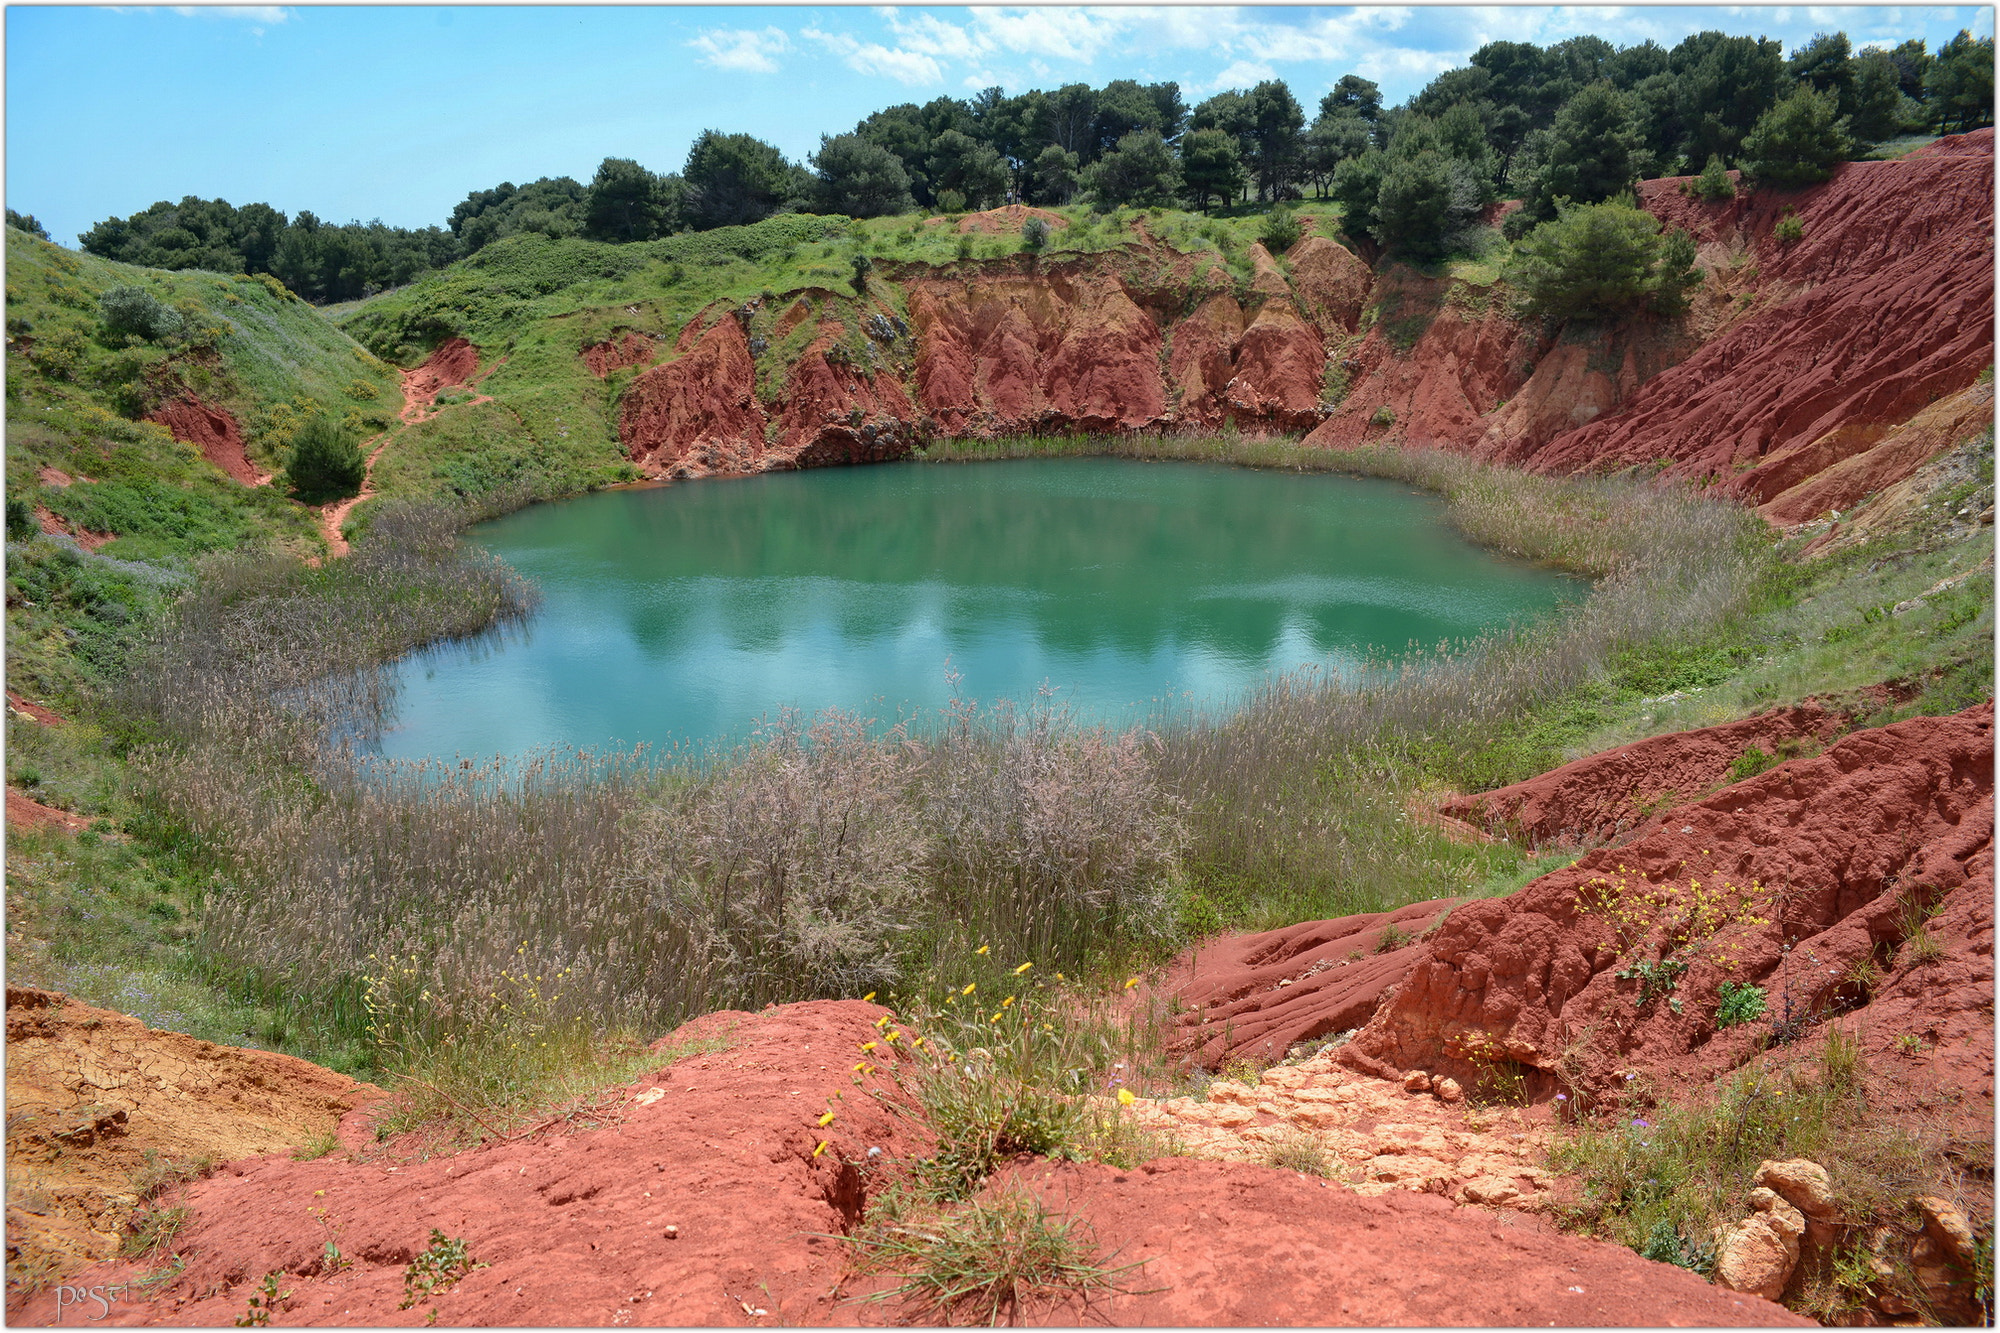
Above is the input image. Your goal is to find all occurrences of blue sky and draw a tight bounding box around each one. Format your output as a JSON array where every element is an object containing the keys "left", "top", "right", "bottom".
[{"left": 7, "top": 5, "right": 1990, "bottom": 245}]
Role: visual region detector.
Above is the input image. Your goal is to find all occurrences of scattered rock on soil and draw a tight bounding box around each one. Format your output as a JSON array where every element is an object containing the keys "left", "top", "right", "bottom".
[{"left": 1712, "top": 1187, "right": 1807, "bottom": 1300}]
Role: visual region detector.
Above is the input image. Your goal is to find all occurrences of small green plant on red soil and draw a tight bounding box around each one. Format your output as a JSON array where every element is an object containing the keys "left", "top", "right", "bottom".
[
  {"left": 1445, "top": 1029, "right": 1528, "bottom": 1106},
  {"left": 291, "top": 1128, "right": 340, "bottom": 1161},
  {"left": 234, "top": 1272, "right": 292, "bottom": 1328},
  {"left": 1375, "top": 922, "right": 1414, "bottom": 953},
  {"left": 1715, "top": 981, "right": 1768, "bottom": 1028},
  {"left": 399, "top": 1230, "right": 483, "bottom": 1309},
  {"left": 1616, "top": 955, "right": 1689, "bottom": 1006},
  {"left": 1262, "top": 1129, "right": 1334, "bottom": 1177},
  {"left": 841, "top": 1184, "right": 1146, "bottom": 1325},
  {"left": 1896, "top": 896, "right": 1948, "bottom": 967}
]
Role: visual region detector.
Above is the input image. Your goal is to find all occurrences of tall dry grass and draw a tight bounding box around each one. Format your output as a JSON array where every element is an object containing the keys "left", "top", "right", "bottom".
[{"left": 121, "top": 441, "right": 1765, "bottom": 1072}]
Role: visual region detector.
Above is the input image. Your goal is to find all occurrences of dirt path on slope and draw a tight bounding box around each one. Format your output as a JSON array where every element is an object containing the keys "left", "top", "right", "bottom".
[{"left": 315, "top": 342, "right": 498, "bottom": 557}]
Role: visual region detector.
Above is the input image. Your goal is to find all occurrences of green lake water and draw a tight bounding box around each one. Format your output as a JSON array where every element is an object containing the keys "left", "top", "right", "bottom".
[{"left": 376, "top": 458, "right": 1582, "bottom": 760}]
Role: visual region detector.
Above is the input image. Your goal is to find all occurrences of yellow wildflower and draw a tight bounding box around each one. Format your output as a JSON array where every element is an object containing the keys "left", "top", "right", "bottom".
[
  {"left": 1124, "top": 976, "right": 1139, "bottom": 989},
  {"left": 1117, "top": 1088, "right": 1136, "bottom": 1106},
  {"left": 818, "top": 1111, "right": 836, "bottom": 1126},
  {"left": 1014, "top": 962, "right": 1033, "bottom": 975},
  {"left": 976, "top": 945, "right": 990, "bottom": 955},
  {"left": 813, "top": 1141, "right": 828, "bottom": 1158},
  {"left": 862, "top": 992, "right": 876, "bottom": 1002},
  {"left": 962, "top": 983, "right": 977, "bottom": 996}
]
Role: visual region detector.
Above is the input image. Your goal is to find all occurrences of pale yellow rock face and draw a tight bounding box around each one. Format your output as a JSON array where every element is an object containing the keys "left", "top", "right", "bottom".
[
  {"left": 1755, "top": 1157, "right": 1836, "bottom": 1220},
  {"left": 1104, "top": 1050, "right": 1554, "bottom": 1211},
  {"left": 1712, "top": 1189, "right": 1806, "bottom": 1300}
]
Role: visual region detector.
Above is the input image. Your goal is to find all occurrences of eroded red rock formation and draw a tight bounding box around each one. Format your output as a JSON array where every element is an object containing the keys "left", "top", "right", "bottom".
[
  {"left": 1346, "top": 702, "right": 1994, "bottom": 1109},
  {"left": 607, "top": 132, "right": 1990, "bottom": 517},
  {"left": 1440, "top": 703, "right": 1852, "bottom": 846},
  {"left": 579, "top": 330, "right": 657, "bottom": 379}
]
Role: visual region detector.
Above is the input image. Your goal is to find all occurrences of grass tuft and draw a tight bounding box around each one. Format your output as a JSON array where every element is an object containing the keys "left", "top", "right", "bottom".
[{"left": 844, "top": 1184, "right": 1143, "bottom": 1326}]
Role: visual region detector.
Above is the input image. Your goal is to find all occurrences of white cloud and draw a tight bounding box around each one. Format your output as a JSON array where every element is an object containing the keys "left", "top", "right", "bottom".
[
  {"left": 165, "top": 6, "right": 291, "bottom": 20},
  {"left": 804, "top": 26, "right": 944, "bottom": 86},
  {"left": 1199, "top": 58, "right": 1279, "bottom": 95},
  {"left": 884, "top": 11, "right": 989, "bottom": 61},
  {"left": 687, "top": 26, "right": 790, "bottom": 74},
  {"left": 967, "top": 8, "right": 1131, "bottom": 62}
]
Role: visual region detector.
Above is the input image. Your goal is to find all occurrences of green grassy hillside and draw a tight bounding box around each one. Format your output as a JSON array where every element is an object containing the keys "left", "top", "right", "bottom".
[{"left": 3, "top": 226, "right": 409, "bottom": 703}]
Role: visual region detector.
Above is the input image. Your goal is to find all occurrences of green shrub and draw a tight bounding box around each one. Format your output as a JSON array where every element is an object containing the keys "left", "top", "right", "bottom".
[
  {"left": 1726, "top": 746, "right": 1776, "bottom": 783},
  {"left": 1774, "top": 212, "right": 1805, "bottom": 245},
  {"left": 1739, "top": 87, "right": 1854, "bottom": 187},
  {"left": 1688, "top": 154, "right": 1737, "bottom": 201},
  {"left": 1505, "top": 198, "right": 1697, "bottom": 322},
  {"left": 7, "top": 208, "right": 50, "bottom": 239},
  {"left": 399, "top": 1229, "right": 482, "bottom": 1309},
  {"left": 98, "top": 286, "right": 184, "bottom": 343},
  {"left": 1638, "top": 1218, "right": 1715, "bottom": 1274},
  {"left": 1021, "top": 217, "right": 1051, "bottom": 253},
  {"left": 1261, "top": 204, "right": 1301, "bottom": 254},
  {"left": 844, "top": 1186, "right": 1135, "bottom": 1325},
  {"left": 7, "top": 494, "right": 38, "bottom": 541},
  {"left": 1716, "top": 981, "right": 1768, "bottom": 1027},
  {"left": 284, "top": 414, "right": 365, "bottom": 504}
]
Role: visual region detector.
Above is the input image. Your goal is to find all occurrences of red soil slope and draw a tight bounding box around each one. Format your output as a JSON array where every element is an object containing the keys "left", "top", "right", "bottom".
[
  {"left": 5, "top": 787, "right": 87, "bottom": 831},
  {"left": 143, "top": 396, "right": 269, "bottom": 486},
  {"left": 996, "top": 1157, "right": 1808, "bottom": 1326},
  {"left": 1442, "top": 703, "right": 1851, "bottom": 846},
  {"left": 1504, "top": 131, "right": 1995, "bottom": 494},
  {"left": 580, "top": 331, "right": 658, "bottom": 379},
  {"left": 906, "top": 267, "right": 1170, "bottom": 436},
  {"left": 16, "top": 999, "right": 1809, "bottom": 1329},
  {"left": 1348, "top": 702, "right": 1994, "bottom": 1109},
  {"left": 1157, "top": 898, "right": 1461, "bottom": 1069},
  {"left": 401, "top": 336, "right": 481, "bottom": 406},
  {"left": 618, "top": 307, "right": 920, "bottom": 478},
  {"left": 942, "top": 204, "right": 1069, "bottom": 236}
]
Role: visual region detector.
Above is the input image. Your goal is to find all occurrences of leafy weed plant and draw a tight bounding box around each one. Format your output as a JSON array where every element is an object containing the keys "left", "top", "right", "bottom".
[
  {"left": 399, "top": 1229, "right": 483, "bottom": 1309},
  {"left": 234, "top": 1272, "right": 292, "bottom": 1327},
  {"left": 1716, "top": 981, "right": 1769, "bottom": 1028}
]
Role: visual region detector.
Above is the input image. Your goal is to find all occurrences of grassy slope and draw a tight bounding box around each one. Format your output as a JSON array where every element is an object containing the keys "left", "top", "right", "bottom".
[{"left": 3, "top": 226, "right": 406, "bottom": 1066}]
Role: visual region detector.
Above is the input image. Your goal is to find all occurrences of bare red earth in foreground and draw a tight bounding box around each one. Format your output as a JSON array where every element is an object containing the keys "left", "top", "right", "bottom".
[{"left": 16, "top": 1000, "right": 1809, "bottom": 1328}]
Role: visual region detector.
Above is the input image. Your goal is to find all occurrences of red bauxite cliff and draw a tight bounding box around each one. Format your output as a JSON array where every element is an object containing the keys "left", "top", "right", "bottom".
[{"left": 614, "top": 131, "right": 1993, "bottom": 517}]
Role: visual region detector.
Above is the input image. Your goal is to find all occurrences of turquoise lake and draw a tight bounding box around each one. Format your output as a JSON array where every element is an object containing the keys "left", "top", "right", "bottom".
[{"left": 375, "top": 458, "right": 1583, "bottom": 760}]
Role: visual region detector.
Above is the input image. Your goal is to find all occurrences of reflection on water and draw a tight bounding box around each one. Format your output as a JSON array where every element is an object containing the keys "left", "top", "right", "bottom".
[{"left": 376, "top": 458, "right": 1581, "bottom": 760}]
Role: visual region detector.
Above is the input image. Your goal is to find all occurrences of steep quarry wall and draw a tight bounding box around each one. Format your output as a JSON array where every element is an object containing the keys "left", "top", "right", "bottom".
[{"left": 613, "top": 131, "right": 1993, "bottom": 516}]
